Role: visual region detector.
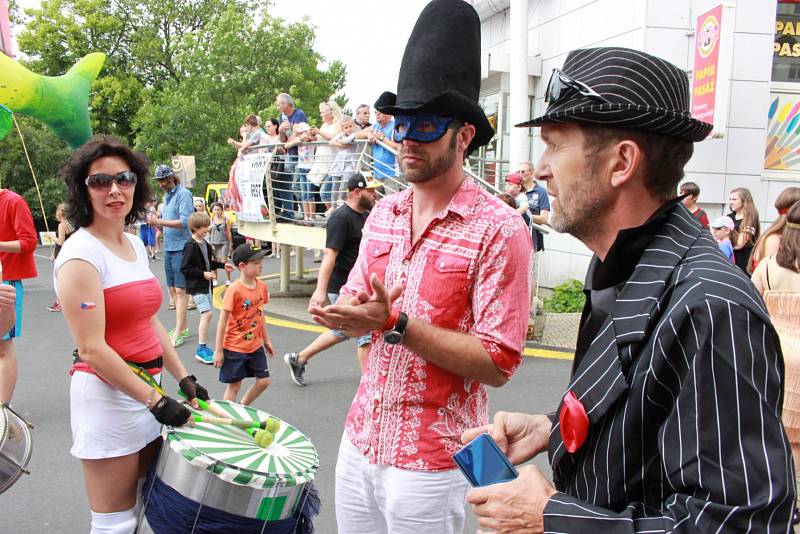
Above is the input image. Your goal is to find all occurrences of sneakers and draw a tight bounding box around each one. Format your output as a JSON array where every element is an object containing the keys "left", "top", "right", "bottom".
[
  {"left": 283, "top": 352, "right": 306, "bottom": 387},
  {"left": 169, "top": 329, "right": 190, "bottom": 348},
  {"left": 195, "top": 345, "right": 214, "bottom": 364},
  {"left": 225, "top": 280, "right": 232, "bottom": 286},
  {"left": 47, "top": 302, "right": 62, "bottom": 312}
]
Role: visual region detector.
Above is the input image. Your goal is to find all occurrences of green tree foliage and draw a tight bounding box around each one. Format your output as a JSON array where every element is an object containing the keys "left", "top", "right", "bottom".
[
  {"left": 133, "top": 7, "right": 346, "bottom": 189},
  {"left": 0, "top": 117, "right": 70, "bottom": 230},
  {"left": 10, "top": 0, "right": 346, "bottom": 200}
]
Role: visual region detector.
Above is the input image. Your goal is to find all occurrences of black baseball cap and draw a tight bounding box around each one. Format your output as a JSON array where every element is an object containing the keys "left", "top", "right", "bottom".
[
  {"left": 232, "top": 243, "right": 268, "bottom": 265},
  {"left": 346, "top": 173, "right": 381, "bottom": 191}
]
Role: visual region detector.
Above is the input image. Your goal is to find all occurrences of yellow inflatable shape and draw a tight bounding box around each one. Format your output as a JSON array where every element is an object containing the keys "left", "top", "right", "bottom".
[{"left": 0, "top": 52, "right": 106, "bottom": 147}]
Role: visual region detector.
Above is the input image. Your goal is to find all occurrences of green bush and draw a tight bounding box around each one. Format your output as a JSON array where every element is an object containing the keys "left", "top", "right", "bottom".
[{"left": 544, "top": 279, "right": 586, "bottom": 313}]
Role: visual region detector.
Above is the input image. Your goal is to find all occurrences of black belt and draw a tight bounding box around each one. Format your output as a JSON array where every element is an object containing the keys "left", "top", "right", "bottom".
[{"left": 72, "top": 349, "right": 163, "bottom": 369}]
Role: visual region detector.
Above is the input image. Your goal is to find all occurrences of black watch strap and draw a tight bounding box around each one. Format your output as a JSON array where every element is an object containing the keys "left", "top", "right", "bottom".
[
  {"left": 383, "top": 312, "right": 409, "bottom": 345},
  {"left": 394, "top": 312, "right": 408, "bottom": 335}
]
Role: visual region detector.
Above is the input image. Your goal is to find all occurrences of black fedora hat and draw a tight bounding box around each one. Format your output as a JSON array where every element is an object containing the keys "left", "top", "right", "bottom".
[
  {"left": 517, "top": 47, "right": 712, "bottom": 142},
  {"left": 374, "top": 0, "right": 493, "bottom": 153}
]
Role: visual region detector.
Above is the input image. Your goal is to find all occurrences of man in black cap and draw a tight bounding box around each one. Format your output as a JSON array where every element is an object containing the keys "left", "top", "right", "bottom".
[
  {"left": 283, "top": 174, "right": 380, "bottom": 386},
  {"left": 309, "top": 1, "right": 532, "bottom": 532},
  {"left": 463, "top": 47, "right": 795, "bottom": 532}
]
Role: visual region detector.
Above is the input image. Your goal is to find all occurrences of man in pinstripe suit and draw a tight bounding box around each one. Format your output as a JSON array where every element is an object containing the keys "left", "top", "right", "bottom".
[{"left": 463, "top": 47, "right": 796, "bottom": 533}]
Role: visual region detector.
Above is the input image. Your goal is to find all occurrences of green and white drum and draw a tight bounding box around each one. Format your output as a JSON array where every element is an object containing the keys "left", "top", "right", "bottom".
[{"left": 138, "top": 400, "right": 318, "bottom": 532}]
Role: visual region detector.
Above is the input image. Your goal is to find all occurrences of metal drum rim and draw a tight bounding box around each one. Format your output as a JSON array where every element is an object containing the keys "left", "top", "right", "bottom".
[
  {"left": 0, "top": 415, "right": 33, "bottom": 495},
  {"left": 0, "top": 405, "right": 7, "bottom": 450},
  {"left": 164, "top": 401, "right": 319, "bottom": 489},
  {"left": 164, "top": 432, "right": 319, "bottom": 486}
]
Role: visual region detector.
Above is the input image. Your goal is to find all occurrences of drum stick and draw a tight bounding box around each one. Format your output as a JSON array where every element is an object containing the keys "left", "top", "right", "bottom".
[
  {"left": 191, "top": 414, "right": 260, "bottom": 429},
  {"left": 190, "top": 413, "right": 280, "bottom": 432},
  {"left": 189, "top": 415, "right": 275, "bottom": 448},
  {"left": 177, "top": 390, "right": 230, "bottom": 419}
]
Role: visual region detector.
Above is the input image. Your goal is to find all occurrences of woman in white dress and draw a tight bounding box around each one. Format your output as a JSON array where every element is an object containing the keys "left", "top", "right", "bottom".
[{"left": 55, "top": 136, "right": 210, "bottom": 534}]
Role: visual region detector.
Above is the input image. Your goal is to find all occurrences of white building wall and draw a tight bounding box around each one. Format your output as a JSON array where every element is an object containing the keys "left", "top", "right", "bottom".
[{"left": 477, "top": 0, "right": 780, "bottom": 289}]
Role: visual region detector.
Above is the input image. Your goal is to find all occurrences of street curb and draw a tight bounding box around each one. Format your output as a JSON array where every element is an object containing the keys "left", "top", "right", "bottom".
[{"left": 264, "top": 311, "right": 575, "bottom": 360}]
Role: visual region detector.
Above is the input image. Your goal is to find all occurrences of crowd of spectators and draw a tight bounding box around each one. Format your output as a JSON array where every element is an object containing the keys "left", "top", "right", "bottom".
[{"left": 225, "top": 93, "right": 399, "bottom": 229}]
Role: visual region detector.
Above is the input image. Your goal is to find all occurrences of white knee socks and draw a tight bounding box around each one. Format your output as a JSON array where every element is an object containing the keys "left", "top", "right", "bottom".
[{"left": 90, "top": 507, "right": 137, "bottom": 534}]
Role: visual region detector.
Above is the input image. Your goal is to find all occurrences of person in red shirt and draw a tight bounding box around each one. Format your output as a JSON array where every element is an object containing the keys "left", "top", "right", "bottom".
[
  {"left": 0, "top": 187, "right": 38, "bottom": 403},
  {"left": 679, "top": 181, "right": 709, "bottom": 228}
]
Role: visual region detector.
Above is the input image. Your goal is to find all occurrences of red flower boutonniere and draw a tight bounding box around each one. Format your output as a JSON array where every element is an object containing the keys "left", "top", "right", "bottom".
[{"left": 559, "top": 390, "right": 589, "bottom": 453}]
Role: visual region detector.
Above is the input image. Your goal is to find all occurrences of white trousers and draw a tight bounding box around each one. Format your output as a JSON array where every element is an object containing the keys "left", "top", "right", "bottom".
[{"left": 335, "top": 434, "right": 468, "bottom": 534}]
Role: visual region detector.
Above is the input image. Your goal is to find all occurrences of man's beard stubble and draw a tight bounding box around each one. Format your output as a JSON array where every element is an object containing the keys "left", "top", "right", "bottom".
[
  {"left": 358, "top": 193, "right": 375, "bottom": 211},
  {"left": 549, "top": 160, "right": 608, "bottom": 245},
  {"left": 399, "top": 132, "right": 458, "bottom": 184}
]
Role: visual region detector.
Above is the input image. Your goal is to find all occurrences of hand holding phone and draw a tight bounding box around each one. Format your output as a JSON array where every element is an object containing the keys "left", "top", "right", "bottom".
[{"left": 453, "top": 433, "right": 518, "bottom": 487}]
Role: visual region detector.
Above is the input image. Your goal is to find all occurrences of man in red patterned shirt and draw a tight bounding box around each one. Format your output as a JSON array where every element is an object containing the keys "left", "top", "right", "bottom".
[
  {"left": 309, "top": 1, "right": 532, "bottom": 532},
  {"left": 0, "top": 187, "right": 38, "bottom": 402}
]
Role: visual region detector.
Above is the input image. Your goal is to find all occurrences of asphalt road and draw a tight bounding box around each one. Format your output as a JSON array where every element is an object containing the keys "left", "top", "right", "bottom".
[{"left": 3, "top": 250, "right": 572, "bottom": 533}]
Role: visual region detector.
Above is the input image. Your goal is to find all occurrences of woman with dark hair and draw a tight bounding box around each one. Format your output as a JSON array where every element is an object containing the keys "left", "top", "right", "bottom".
[
  {"left": 727, "top": 187, "right": 761, "bottom": 273},
  {"left": 751, "top": 200, "right": 800, "bottom": 295},
  {"left": 54, "top": 135, "right": 209, "bottom": 534},
  {"left": 749, "top": 187, "right": 800, "bottom": 272},
  {"left": 265, "top": 117, "right": 281, "bottom": 146}
]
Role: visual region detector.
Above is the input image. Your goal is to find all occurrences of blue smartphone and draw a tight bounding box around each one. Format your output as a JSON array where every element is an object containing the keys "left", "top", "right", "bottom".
[{"left": 452, "top": 433, "right": 518, "bottom": 487}]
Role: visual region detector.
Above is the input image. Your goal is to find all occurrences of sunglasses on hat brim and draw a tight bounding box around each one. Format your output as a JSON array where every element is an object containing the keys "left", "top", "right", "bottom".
[
  {"left": 545, "top": 69, "right": 610, "bottom": 105},
  {"left": 85, "top": 171, "right": 138, "bottom": 191},
  {"left": 393, "top": 113, "right": 457, "bottom": 143}
]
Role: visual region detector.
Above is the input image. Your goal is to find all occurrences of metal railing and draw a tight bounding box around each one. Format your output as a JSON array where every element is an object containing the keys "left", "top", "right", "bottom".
[
  {"left": 231, "top": 138, "right": 546, "bottom": 234},
  {"left": 466, "top": 154, "right": 511, "bottom": 189}
]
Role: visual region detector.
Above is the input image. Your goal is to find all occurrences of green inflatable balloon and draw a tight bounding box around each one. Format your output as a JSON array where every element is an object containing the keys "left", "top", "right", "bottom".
[
  {"left": 0, "top": 53, "right": 106, "bottom": 148},
  {"left": 0, "top": 104, "right": 11, "bottom": 141}
]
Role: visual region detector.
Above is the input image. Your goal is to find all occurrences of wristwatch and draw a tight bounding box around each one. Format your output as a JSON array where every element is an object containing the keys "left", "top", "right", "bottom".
[{"left": 383, "top": 312, "right": 408, "bottom": 345}]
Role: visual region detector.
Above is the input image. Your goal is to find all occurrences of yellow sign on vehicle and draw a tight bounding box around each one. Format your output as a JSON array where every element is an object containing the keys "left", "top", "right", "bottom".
[{"left": 204, "top": 182, "right": 238, "bottom": 226}]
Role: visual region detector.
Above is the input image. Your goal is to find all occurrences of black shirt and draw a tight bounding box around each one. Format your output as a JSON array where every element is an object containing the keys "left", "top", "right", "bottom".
[
  {"left": 575, "top": 198, "right": 678, "bottom": 368},
  {"left": 726, "top": 212, "right": 753, "bottom": 273},
  {"left": 326, "top": 204, "right": 367, "bottom": 294}
]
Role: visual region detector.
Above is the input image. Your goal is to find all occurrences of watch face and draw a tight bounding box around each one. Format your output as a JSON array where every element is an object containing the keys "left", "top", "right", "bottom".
[{"left": 383, "top": 331, "right": 402, "bottom": 345}]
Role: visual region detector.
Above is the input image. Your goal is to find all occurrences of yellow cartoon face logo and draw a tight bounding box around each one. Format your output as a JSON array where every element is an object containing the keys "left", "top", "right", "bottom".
[{"left": 697, "top": 15, "right": 720, "bottom": 59}]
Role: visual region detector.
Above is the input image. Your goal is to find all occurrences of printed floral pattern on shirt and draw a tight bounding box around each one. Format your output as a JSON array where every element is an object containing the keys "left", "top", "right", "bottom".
[{"left": 341, "top": 178, "right": 532, "bottom": 471}]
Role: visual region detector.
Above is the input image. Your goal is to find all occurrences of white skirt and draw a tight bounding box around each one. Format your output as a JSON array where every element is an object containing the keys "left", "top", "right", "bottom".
[{"left": 70, "top": 371, "right": 161, "bottom": 460}]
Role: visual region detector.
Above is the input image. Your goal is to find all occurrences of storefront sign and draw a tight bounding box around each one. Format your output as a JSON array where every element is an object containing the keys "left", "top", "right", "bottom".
[
  {"left": 234, "top": 153, "right": 271, "bottom": 223},
  {"left": 691, "top": 5, "right": 723, "bottom": 129},
  {"left": 691, "top": 4, "right": 735, "bottom": 138},
  {"left": 774, "top": 12, "right": 800, "bottom": 82}
]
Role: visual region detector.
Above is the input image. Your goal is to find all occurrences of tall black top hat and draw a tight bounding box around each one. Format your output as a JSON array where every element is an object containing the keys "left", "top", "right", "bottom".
[
  {"left": 374, "top": 0, "right": 493, "bottom": 153},
  {"left": 517, "top": 47, "right": 712, "bottom": 142}
]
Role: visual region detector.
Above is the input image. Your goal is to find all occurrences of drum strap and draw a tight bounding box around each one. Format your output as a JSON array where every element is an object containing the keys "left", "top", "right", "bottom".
[{"left": 72, "top": 349, "right": 163, "bottom": 370}]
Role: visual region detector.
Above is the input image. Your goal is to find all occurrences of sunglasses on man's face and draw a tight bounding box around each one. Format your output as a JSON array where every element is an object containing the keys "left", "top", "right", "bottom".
[
  {"left": 85, "top": 170, "right": 138, "bottom": 191},
  {"left": 393, "top": 113, "right": 456, "bottom": 143},
  {"left": 545, "top": 69, "right": 609, "bottom": 105}
]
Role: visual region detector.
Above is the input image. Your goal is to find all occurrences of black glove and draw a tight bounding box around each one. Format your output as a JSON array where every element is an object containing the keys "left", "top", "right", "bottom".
[
  {"left": 150, "top": 395, "right": 191, "bottom": 426},
  {"left": 179, "top": 375, "right": 210, "bottom": 402}
]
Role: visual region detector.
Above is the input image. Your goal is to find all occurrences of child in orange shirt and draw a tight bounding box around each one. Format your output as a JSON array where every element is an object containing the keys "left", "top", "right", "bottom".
[{"left": 213, "top": 244, "right": 275, "bottom": 405}]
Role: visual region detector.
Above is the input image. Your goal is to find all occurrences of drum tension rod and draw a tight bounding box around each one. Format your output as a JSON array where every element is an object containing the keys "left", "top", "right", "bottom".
[{"left": 0, "top": 401, "right": 34, "bottom": 429}]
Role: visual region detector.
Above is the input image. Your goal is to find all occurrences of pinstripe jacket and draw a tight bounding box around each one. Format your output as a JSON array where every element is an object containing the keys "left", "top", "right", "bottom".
[{"left": 543, "top": 203, "right": 796, "bottom": 533}]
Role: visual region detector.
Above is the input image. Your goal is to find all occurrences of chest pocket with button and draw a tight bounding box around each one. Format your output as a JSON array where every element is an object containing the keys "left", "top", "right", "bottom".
[
  {"left": 419, "top": 254, "right": 472, "bottom": 329},
  {"left": 365, "top": 242, "right": 392, "bottom": 291}
]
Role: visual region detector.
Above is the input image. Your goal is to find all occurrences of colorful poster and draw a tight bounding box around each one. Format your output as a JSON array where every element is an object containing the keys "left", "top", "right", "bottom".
[
  {"left": 234, "top": 153, "right": 271, "bottom": 223},
  {"left": 0, "top": 0, "right": 11, "bottom": 58},
  {"left": 691, "top": 5, "right": 723, "bottom": 127},
  {"left": 764, "top": 93, "right": 800, "bottom": 172}
]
